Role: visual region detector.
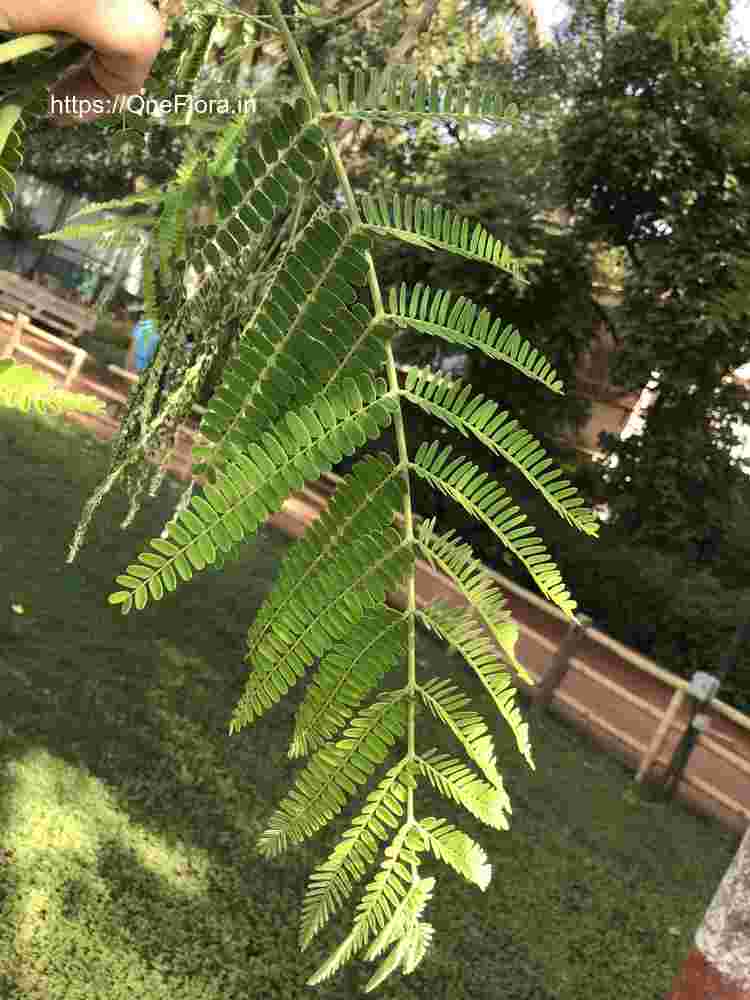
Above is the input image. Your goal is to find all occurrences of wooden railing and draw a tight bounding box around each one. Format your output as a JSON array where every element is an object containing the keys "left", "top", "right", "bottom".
[
  {"left": 1, "top": 311, "right": 748, "bottom": 834},
  {"left": 0, "top": 312, "right": 88, "bottom": 387}
]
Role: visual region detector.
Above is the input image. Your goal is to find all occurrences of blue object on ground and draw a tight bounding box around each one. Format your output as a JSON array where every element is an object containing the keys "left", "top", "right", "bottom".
[{"left": 132, "top": 319, "right": 160, "bottom": 372}]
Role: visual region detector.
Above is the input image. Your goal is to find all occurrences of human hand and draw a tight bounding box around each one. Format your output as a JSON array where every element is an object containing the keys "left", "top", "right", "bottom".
[{"left": 0, "top": 0, "right": 165, "bottom": 121}]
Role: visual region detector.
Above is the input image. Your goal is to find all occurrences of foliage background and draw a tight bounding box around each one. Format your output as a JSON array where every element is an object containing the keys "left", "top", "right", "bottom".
[{"left": 14, "top": 0, "right": 750, "bottom": 710}]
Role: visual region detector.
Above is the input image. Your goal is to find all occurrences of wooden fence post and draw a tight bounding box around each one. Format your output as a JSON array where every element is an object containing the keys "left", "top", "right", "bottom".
[
  {"left": 665, "top": 824, "right": 750, "bottom": 998},
  {"left": 64, "top": 346, "right": 87, "bottom": 388},
  {"left": 1, "top": 312, "right": 29, "bottom": 360},
  {"left": 532, "top": 614, "right": 592, "bottom": 714},
  {"left": 636, "top": 687, "right": 686, "bottom": 784}
]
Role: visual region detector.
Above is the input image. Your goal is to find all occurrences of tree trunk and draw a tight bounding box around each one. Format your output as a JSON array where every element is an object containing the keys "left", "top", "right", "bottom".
[{"left": 666, "top": 826, "right": 750, "bottom": 999}]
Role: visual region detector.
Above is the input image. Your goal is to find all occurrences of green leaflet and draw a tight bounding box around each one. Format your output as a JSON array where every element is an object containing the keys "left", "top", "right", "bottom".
[
  {"left": 0, "top": 41, "right": 91, "bottom": 228},
  {"left": 416, "top": 517, "right": 533, "bottom": 686},
  {"left": 235, "top": 527, "right": 413, "bottom": 729},
  {"left": 419, "top": 603, "right": 534, "bottom": 771},
  {"left": 208, "top": 110, "right": 252, "bottom": 177},
  {"left": 417, "top": 676, "right": 504, "bottom": 789},
  {"left": 400, "top": 919, "right": 434, "bottom": 977},
  {"left": 258, "top": 691, "right": 409, "bottom": 857},
  {"left": 323, "top": 66, "right": 518, "bottom": 126},
  {"left": 404, "top": 365, "right": 599, "bottom": 537},
  {"left": 362, "top": 192, "right": 526, "bottom": 282},
  {"left": 307, "top": 822, "right": 425, "bottom": 986},
  {"left": 141, "top": 244, "right": 160, "bottom": 328},
  {"left": 108, "top": 376, "right": 399, "bottom": 616},
  {"left": 413, "top": 440, "right": 579, "bottom": 617},
  {"left": 190, "top": 99, "right": 325, "bottom": 278},
  {"left": 63, "top": 188, "right": 166, "bottom": 220},
  {"left": 299, "top": 757, "right": 415, "bottom": 949},
  {"left": 387, "top": 282, "right": 565, "bottom": 393},
  {"left": 416, "top": 750, "right": 512, "bottom": 831},
  {"left": 40, "top": 215, "right": 156, "bottom": 243},
  {"left": 0, "top": 84, "right": 53, "bottom": 225},
  {"left": 46, "top": 146, "right": 205, "bottom": 274},
  {"left": 158, "top": 188, "right": 191, "bottom": 276},
  {"left": 290, "top": 605, "right": 408, "bottom": 758},
  {"left": 176, "top": 12, "right": 219, "bottom": 86},
  {"left": 195, "top": 210, "right": 379, "bottom": 471},
  {"left": 361, "top": 877, "right": 435, "bottom": 991},
  {"left": 415, "top": 816, "right": 492, "bottom": 891},
  {"left": 247, "top": 453, "right": 404, "bottom": 667}
]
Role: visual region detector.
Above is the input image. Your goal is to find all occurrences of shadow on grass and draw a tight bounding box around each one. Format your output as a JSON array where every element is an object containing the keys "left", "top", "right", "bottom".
[{"left": 0, "top": 406, "right": 739, "bottom": 1000}]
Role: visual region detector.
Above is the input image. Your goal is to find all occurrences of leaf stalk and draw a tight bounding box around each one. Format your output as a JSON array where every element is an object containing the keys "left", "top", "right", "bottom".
[{"left": 264, "top": 0, "right": 419, "bottom": 827}]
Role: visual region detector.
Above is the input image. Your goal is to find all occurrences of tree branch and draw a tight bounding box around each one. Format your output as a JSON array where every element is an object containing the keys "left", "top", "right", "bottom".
[
  {"left": 512, "top": 0, "right": 546, "bottom": 49},
  {"left": 312, "top": 0, "right": 383, "bottom": 29},
  {"left": 386, "top": 0, "right": 439, "bottom": 62},
  {"left": 334, "top": 0, "right": 440, "bottom": 145}
]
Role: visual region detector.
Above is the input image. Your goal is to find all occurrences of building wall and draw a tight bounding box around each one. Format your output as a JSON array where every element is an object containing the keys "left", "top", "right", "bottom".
[
  {"left": 575, "top": 397, "right": 633, "bottom": 453},
  {"left": 570, "top": 312, "right": 640, "bottom": 459},
  {"left": 13, "top": 173, "right": 143, "bottom": 296}
]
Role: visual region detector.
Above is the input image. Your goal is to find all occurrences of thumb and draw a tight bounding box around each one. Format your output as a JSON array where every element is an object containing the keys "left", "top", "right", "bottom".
[{"left": 0, "top": 0, "right": 164, "bottom": 117}]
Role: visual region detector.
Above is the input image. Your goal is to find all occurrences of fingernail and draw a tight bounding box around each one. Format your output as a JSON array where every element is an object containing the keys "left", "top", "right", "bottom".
[{"left": 0, "top": 15, "right": 13, "bottom": 31}]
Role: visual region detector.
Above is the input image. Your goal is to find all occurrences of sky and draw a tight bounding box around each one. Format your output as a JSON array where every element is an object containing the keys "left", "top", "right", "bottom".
[{"left": 534, "top": 0, "right": 567, "bottom": 32}]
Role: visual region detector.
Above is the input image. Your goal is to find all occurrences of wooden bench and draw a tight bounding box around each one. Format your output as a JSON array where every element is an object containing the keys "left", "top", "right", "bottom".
[{"left": 0, "top": 270, "right": 98, "bottom": 340}]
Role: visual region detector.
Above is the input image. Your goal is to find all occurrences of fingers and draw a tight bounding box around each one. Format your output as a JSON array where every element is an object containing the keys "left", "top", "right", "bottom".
[{"left": 0, "top": 0, "right": 164, "bottom": 119}]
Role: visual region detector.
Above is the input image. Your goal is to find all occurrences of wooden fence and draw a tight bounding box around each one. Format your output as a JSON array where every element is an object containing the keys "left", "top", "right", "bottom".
[
  {"left": 485, "top": 568, "right": 750, "bottom": 833},
  {"left": 0, "top": 312, "right": 89, "bottom": 387},
  {"left": 1, "top": 310, "right": 749, "bottom": 835}
]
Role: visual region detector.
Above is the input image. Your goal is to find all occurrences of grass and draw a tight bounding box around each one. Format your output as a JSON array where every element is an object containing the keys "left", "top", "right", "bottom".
[
  {"left": 79, "top": 319, "right": 132, "bottom": 374},
  {"left": 92, "top": 317, "right": 132, "bottom": 348},
  {"left": 0, "top": 404, "right": 740, "bottom": 1000}
]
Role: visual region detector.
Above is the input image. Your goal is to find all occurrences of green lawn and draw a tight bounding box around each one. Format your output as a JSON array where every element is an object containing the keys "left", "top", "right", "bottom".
[
  {"left": 0, "top": 405, "right": 739, "bottom": 1000},
  {"left": 80, "top": 322, "right": 131, "bottom": 373}
]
